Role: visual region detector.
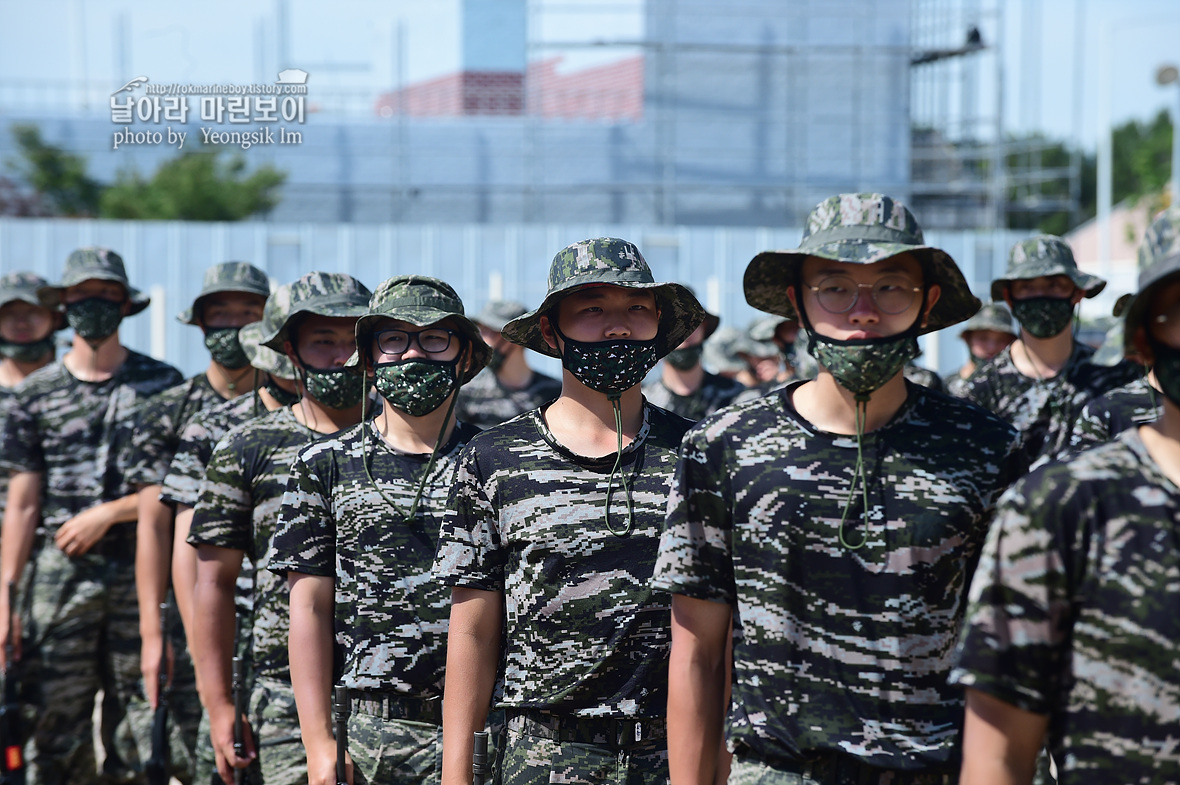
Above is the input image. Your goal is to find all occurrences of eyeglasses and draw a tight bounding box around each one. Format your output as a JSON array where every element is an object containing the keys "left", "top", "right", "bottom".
[
  {"left": 805, "top": 275, "right": 922, "bottom": 315},
  {"left": 373, "top": 327, "right": 457, "bottom": 355}
]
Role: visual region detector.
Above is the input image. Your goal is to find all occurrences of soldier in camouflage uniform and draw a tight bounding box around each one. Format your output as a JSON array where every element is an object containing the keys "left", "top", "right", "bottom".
[
  {"left": 127, "top": 261, "right": 270, "bottom": 783},
  {"left": 642, "top": 289, "right": 744, "bottom": 421},
  {"left": 166, "top": 288, "right": 301, "bottom": 785},
  {"left": 652, "top": 194, "right": 1025, "bottom": 785},
  {"left": 943, "top": 301, "right": 1016, "bottom": 398},
  {"left": 961, "top": 235, "right": 1140, "bottom": 464},
  {"left": 0, "top": 248, "right": 183, "bottom": 785},
  {"left": 454, "top": 300, "right": 561, "bottom": 428},
  {"left": 949, "top": 218, "right": 1180, "bottom": 784},
  {"left": 189, "top": 272, "right": 371, "bottom": 785},
  {"left": 434, "top": 237, "right": 705, "bottom": 785},
  {"left": 269, "top": 275, "right": 490, "bottom": 785}
]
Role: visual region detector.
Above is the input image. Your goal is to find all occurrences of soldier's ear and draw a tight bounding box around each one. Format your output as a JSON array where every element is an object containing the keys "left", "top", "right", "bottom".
[
  {"left": 922, "top": 284, "right": 942, "bottom": 328},
  {"left": 539, "top": 314, "right": 558, "bottom": 351}
]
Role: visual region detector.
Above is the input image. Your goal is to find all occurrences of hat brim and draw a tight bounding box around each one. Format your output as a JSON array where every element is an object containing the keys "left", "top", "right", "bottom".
[
  {"left": 38, "top": 281, "right": 150, "bottom": 316},
  {"left": 178, "top": 285, "right": 271, "bottom": 326},
  {"left": 1122, "top": 254, "right": 1180, "bottom": 353},
  {"left": 259, "top": 297, "right": 371, "bottom": 352},
  {"left": 743, "top": 241, "right": 980, "bottom": 335},
  {"left": 990, "top": 270, "right": 1106, "bottom": 301},
  {"left": 239, "top": 321, "right": 296, "bottom": 379},
  {"left": 348, "top": 307, "right": 490, "bottom": 385},
  {"left": 501, "top": 281, "right": 706, "bottom": 359}
]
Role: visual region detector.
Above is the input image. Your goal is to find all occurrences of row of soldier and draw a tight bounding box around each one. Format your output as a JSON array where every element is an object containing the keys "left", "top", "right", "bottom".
[{"left": 0, "top": 191, "right": 1173, "bottom": 785}]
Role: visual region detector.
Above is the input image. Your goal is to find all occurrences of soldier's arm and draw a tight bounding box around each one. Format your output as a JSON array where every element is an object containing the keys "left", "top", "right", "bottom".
[
  {"left": 287, "top": 572, "right": 338, "bottom": 785},
  {"left": 960, "top": 688, "right": 1047, "bottom": 785},
  {"left": 170, "top": 505, "right": 198, "bottom": 644},
  {"left": 192, "top": 543, "right": 251, "bottom": 783},
  {"left": 54, "top": 492, "right": 138, "bottom": 556},
  {"left": 667, "top": 594, "right": 732, "bottom": 785},
  {"left": 441, "top": 587, "right": 503, "bottom": 785},
  {"left": 136, "top": 485, "right": 176, "bottom": 708},
  {"left": 0, "top": 471, "right": 41, "bottom": 666}
]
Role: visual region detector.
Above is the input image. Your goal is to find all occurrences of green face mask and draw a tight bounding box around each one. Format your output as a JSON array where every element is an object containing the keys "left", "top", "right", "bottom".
[
  {"left": 373, "top": 359, "right": 457, "bottom": 416},
  {"left": 0, "top": 336, "right": 54, "bottom": 363},
  {"left": 1150, "top": 337, "right": 1180, "bottom": 410},
  {"left": 301, "top": 365, "right": 365, "bottom": 409},
  {"left": 664, "top": 344, "right": 703, "bottom": 371},
  {"left": 264, "top": 378, "right": 300, "bottom": 407},
  {"left": 806, "top": 330, "right": 920, "bottom": 398},
  {"left": 66, "top": 298, "right": 123, "bottom": 340},
  {"left": 1011, "top": 296, "right": 1074, "bottom": 339},
  {"left": 203, "top": 327, "right": 251, "bottom": 370}
]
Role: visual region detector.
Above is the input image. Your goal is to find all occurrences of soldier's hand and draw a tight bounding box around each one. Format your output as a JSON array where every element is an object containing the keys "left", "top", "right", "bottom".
[
  {"left": 306, "top": 745, "right": 352, "bottom": 785},
  {"left": 210, "top": 702, "right": 256, "bottom": 785},
  {"left": 56, "top": 504, "right": 116, "bottom": 556},
  {"left": 140, "top": 633, "right": 174, "bottom": 709}
]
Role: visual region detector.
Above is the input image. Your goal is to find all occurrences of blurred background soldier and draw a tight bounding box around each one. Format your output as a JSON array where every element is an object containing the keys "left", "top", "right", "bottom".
[
  {"left": 944, "top": 301, "right": 1017, "bottom": 397},
  {"left": 453, "top": 299, "right": 561, "bottom": 428}
]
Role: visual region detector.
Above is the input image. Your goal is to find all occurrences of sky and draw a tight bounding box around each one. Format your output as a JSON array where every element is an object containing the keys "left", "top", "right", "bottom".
[{"left": 0, "top": 0, "right": 1176, "bottom": 151}]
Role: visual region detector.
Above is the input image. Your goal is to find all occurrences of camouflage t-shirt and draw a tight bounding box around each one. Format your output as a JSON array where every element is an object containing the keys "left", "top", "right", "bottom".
[
  {"left": 949, "top": 428, "right": 1180, "bottom": 781},
  {"left": 189, "top": 406, "right": 333, "bottom": 679},
  {"left": 652, "top": 382, "right": 1024, "bottom": 770},
  {"left": 453, "top": 367, "right": 562, "bottom": 429},
  {"left": 0, "top": 353, "right": 182, "bottom": 539},
  {"left": 902, "top": 363, "right": 944, "bottom": 392},
  {"left": 642, "top": 371, "right": 745, "bottom": 422},
  {"left": 161, "top": 393, "right": 261, "bottom": 508},
  {"left": 433, "top": 402, "right": 693, "bottom": 718},
  {"left": 961, "top": 342, "right": 1140, "bottom": 464},
  {"left": 943, "top": 371, "right": 970, "bottom": 399},
  {"left": 0, "top": 387, "right": 17, "bottom": 520},
  {"left": 124, "top": 373, "right": 227, "bottom": 488},
  {"left": 268, "top": 420, "right": 481, "bottom": 693},
  {"left": 1065, "top": 374, "right": 1159, "bottom": 458}
]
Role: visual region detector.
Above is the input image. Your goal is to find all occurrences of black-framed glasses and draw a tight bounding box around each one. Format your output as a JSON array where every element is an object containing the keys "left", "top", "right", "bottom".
[
  {"left": 373, "top": 327, "right": 457, "bottom": 355},
  {"left": 805, "top": 275, "right": 922, "bottom": 315}
]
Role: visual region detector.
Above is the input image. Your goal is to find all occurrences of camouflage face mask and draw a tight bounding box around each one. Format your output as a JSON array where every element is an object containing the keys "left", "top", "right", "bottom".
[
  {"left": 1150, "top": 337, "right": 1180, "bottom": 410},
  {"left": 203, "top": 327, "right": 251, "bottom": 370},
  {"left": 806, "top": 330, "right": 920, "bottom": 398},
  {"left": 0, "top": 336, "right": 54, "bottom": 363},
  {"left": 664, "top": 343, "right": 703, "bottom": 371},
  {"left": 554, "top": 325, "right": 660, "bottom": 397},
  {"left": 301, "top": 365, "right": 365, "bottom": 410},
  {"left": 373, "top": 358, "right": 457, "bottom": 416},
  {"left": 1011, "top": 296, "right": 1075, "bottom": 339},
  {"left": 66, "top": 297, "right": 124, "bottom": 340}
]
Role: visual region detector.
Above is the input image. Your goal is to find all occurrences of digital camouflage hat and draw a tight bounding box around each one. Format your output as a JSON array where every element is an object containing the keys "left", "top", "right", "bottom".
[
  {"left": 959, "top": 301, "right": 1016, "bottom": 339},
  {"left": 501, "top": 237, "right": 705, "bottom": 358},
  {"left": 38, "top": 247, "right": 151, "bottom": 315},
  {"left": 743, "top": 193, "right": 979, "bottom": 334},
  {"left": 0, "top": 272, "right": 53, "bottom": 310},
  {"left": 1124, "top": 206, "right": 1180, "bottom": 353},
  {"left": 747, "top": 314, "right": 790, "bottom": 342},
  {"left": 472, "top": 300, "right": 528, "bottom": 333},
  {"left": 701, "top": 325, "right": 746, "bottom": 375},
  {"left": 350, "top": 275, "right": 490, "bottom": 384},
  {"left": 681, "top": 285, "right": 720, "bottom": 339},
  {"left": 238, "top": 283, "right": 297, "bottom": 378},
  {"left": 991, "top": 235, "right": 1105, "bottom": 301},
  {"left": 177, "top": 261, "right": 272, "bottom": 325},
  {"left": 259, "top": 272, "right": 372, "bottom": 351}
]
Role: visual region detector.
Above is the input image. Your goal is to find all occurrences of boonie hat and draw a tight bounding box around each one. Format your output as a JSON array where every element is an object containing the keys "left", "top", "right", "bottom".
[
  {"left": 991, "top": 235, "right": 1105, "bottom": 301},
  {"left": 260, "top": 272, "right": 372, "bottom": 351},
  {"left": 472, "top": 300, "right": 528, "bottom": 333},
  {"left": 959, "top": 301, "right": 1016, "bottom": 339},
  {"left": 39, "top": 247, "right": 151, "bottom": 315},
  {"left": 178, "top": 262, "right": 271, "bottom": 325},
  {"left": 0, "top": 272, "right": 53, "bottom": 310},
  {"left": 502, "top": 237, "right": 705, "bottom": 358},
  {"left": 743, "top": 193, "right": 979, "bottom": 334},
  {"left": 238, "top": 283, "right": 297, "bottom": 379},
  {"left": 1124, "top": 206, "right": 1180, "bottom": 353},
  {"left": 701, "top": 325, "right": 746, "bottom": 375},
  {"left": 351, "top": 275, "right": 490, "bottom": 384}
]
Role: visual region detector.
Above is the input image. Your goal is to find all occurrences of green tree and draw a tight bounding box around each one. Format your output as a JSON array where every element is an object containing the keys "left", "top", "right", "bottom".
[
  {"left": 99, "top": 150, "right": 286, "bottom": 220},
  {"left": 1110, "top": 108, "right": 1173, "bottom": 215},
  {"left": 6, "top": 124, "right": 102, "bottom": 216}
]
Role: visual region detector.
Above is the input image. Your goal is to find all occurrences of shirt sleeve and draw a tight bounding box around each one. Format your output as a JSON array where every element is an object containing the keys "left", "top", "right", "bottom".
[
  {"left": 431, "top": 441, "right": 505, "bottom": 592},
  {"left": 650, "top": 424, "right": 736, "bottom": 604},
  {"left": 948, "top": 470, "right": 1074, "bottom": 714},
  {"left": 0, "top": 391, "right": 44, "bottom": 475},
  {"left": 188, "top": 434, "right": 255, "bottom": 553},
  {"left": 267, "top": 443, "right": 336, "bottom": 577}
]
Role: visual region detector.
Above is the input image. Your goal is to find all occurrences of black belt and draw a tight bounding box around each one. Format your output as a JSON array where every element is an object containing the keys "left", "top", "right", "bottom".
[
  {"left": 740, "top": 749, "right": 957, "bottom": 785},
  {"left": 348, "top": 690, "right": 442, "bottom": 725},
  {"left": 505, "top": 709, "right": 665, "bottom": 751}
]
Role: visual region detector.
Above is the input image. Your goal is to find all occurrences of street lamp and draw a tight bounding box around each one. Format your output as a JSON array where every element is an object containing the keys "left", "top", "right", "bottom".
[{"left": 1157, "top": 63, "right": 1180, "bottom": 206}]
